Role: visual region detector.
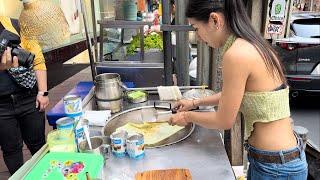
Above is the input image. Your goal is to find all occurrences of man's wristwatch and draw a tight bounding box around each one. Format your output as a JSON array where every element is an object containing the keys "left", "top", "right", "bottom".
[{"left": 38, "top": 91, "right": 49, "bottom": 96}]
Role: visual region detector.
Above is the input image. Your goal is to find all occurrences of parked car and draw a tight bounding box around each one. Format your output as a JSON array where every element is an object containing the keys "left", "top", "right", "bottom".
[{"left": 273, "top": 12, "right": 320, "bottom": 97}]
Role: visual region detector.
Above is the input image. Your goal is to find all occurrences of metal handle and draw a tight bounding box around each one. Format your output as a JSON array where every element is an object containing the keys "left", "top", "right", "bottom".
[
  {"left": 126, "top": 85, "right": 208, "bottom": 91},
  {"left": 157, "top": 110, "right": 175, "bottom": 116},
  {"left": 152, "top": 101, "right": 178, "bottom": 114},
  {"left": 153, "top": 101, "right": 173, "bottom": 109},
  {"left": 119, "top": 81, "right": 128, "bottom": 91}
]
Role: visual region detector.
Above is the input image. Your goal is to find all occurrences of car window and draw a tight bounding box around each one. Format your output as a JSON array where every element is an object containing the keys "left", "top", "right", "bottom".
[{"left": 292, "top": 18, "right": 320, "bottom": 38}]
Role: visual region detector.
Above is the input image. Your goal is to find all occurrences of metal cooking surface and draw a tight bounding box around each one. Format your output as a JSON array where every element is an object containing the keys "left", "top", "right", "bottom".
[{"left": 103, "top": 106, "right": 194, "bottom": 148}]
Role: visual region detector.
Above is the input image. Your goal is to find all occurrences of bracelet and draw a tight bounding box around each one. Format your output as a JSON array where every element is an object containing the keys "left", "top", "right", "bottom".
[
  {"left": 183, "top": 111, "right": 189, "bottom": 123},
  {"left": 192, "top": 99, "right": 196, "bottom": 108},
  {"left": 192, "top": 99, "right": 199, "bottom": 108}
]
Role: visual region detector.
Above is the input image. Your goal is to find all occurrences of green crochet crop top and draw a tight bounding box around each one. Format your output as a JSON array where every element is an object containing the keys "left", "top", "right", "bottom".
[
  {"left": 221, "top": 34, "right": 290, "bottom": 140},
  {"left": 240, "top": 87, "right": 291, "bottom": 140}
]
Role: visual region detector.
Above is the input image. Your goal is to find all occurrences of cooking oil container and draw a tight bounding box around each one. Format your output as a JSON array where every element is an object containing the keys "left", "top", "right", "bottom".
[{"left": 47, "top": 129, "right": 76, "bottom": 153}]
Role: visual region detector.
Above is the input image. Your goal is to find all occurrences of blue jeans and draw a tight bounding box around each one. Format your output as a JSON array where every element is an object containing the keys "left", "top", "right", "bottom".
[{"left": 245, "top": 134, "right": 308, "bottom": 180}]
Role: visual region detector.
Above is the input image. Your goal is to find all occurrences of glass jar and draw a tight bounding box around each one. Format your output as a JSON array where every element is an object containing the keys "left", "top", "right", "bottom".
[{"left": 47, "top": 129, "right": 76, "bottom": 153}]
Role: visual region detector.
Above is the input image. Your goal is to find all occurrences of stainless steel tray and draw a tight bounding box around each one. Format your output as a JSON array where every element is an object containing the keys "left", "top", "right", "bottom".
[{"left": 103, "top": 106, "right": 194, "bottom": 148}]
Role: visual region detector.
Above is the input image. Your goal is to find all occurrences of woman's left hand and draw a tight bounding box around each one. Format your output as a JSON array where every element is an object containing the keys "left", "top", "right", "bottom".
[
  {"left": 169, "top": 112, "right": 190, "bottom": 126},
  {"left": 36, "top": 95, "right": 49, "bottom": 112}
]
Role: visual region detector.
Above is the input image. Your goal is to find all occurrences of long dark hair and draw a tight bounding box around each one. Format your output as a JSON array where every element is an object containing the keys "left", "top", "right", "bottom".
[{"left": 186, "top": 0, "right": 287, "bottom": 84}]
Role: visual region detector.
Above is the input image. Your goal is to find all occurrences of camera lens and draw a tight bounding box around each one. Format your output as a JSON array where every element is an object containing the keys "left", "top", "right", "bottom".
[{"left": 12, "top": 47, "right": 35, "bottom": 68}]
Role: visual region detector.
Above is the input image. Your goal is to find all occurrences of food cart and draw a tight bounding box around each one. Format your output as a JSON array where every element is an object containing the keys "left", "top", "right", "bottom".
[
  {"left": 11, "top": 81, "right": 236, "bottom": 179},
  {"left": 10, "top": 0, "right": 236, "bottom": 179}
]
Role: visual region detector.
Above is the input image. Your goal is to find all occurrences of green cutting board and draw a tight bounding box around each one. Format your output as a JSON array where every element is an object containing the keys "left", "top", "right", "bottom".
[{"left": 24, "top": 152, "right": 104, "bottom": 180}]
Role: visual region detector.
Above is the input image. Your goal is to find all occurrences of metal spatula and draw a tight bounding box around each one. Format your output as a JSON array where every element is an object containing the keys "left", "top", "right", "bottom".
[{"left": 141, "top": 108, "right": 177, "bottom": 123}]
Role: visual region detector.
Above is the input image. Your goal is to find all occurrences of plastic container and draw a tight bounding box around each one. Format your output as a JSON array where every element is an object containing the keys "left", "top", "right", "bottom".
[
  {"left": 137, "top": 0, "right": 146, "bottom": 12},
  {"left": 24, "top": 152, "right": 104, "bottom": 180},
  {"left": 100, "top": 0, "right": 116, "bottom": 18},
  {"left": 56, "top": 117, "right": 75, "bottom": 130},
  {"left": 115, "top": 0, "right": 124, "bottom": 20},
  {"left": 47, "top": 130, "right": 76, "bottom": 153},
  {"left": 125, "top": 90, "right": 148, "bottom": 103},
  {"left": 123, "top": 0, "right": 137, "bottom": 21}
]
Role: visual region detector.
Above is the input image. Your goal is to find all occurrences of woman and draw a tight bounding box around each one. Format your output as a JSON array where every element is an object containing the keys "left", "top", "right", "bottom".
[
  {"left": 0, "top": 16, "right": 48, "bottom": 174},
  {"left": 169, "top": 0, "right": 308, "bottom": 179}
]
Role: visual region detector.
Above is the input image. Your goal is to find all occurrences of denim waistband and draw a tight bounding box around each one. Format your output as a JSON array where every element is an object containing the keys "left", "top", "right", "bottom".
[{"left": 244, "top": 132, "right": 304, "bottom": 163}]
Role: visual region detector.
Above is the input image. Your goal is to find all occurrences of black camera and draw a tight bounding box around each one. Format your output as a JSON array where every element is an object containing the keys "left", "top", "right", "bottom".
[{"left": 0, "top": 29, "right": 35, "bottom": 68}]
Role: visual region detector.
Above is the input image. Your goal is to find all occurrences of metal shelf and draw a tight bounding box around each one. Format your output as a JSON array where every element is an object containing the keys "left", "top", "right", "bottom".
[
  {"left": 97, "top": 20, "right": 152, "bottom": 28},
  {"left": 161, "top": 25, "right": 195, "bottom": 32},
  {"left": 98, "top": 20, "right": 153, "bottom": 62}
]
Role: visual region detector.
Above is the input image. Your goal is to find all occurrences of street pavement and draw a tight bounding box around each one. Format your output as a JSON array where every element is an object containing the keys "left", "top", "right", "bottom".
[{"left": 291, "top": 95, "right": 320, "bottom": 151}]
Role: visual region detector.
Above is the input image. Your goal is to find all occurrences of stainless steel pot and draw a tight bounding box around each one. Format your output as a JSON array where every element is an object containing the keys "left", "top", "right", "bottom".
[
  {"left": 96, "top": 98, "right": 122, "bottom": 113},
  {"left": 94, "top": 73, "right": 123, "bottom": 100},
  {"left": 95, "top": 73, "right": 124, "bottom": 113}
]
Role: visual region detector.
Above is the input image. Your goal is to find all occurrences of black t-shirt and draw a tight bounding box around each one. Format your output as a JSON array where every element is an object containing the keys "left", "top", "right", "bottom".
[{"left": 0, "top": 20, "right": 20, "bottom": 96}]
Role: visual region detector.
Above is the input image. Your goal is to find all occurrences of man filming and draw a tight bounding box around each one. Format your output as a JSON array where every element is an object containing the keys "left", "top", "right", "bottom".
[{"left": 0, "top": 16, "right": 49, "bottom": 175}]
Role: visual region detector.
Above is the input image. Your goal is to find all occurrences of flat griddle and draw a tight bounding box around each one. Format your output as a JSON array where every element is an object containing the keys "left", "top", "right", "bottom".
[{"left": 103, "top": 106, "right": 194, "bottom": 148}]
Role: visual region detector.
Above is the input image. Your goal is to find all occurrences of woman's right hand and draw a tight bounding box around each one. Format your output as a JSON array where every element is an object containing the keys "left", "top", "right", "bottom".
[
  {"left": 174, "top": 99, "right": 196, "bottom": 112},
  {"left": 1, "top": 47, "right": 18, "bottom": 71}
]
